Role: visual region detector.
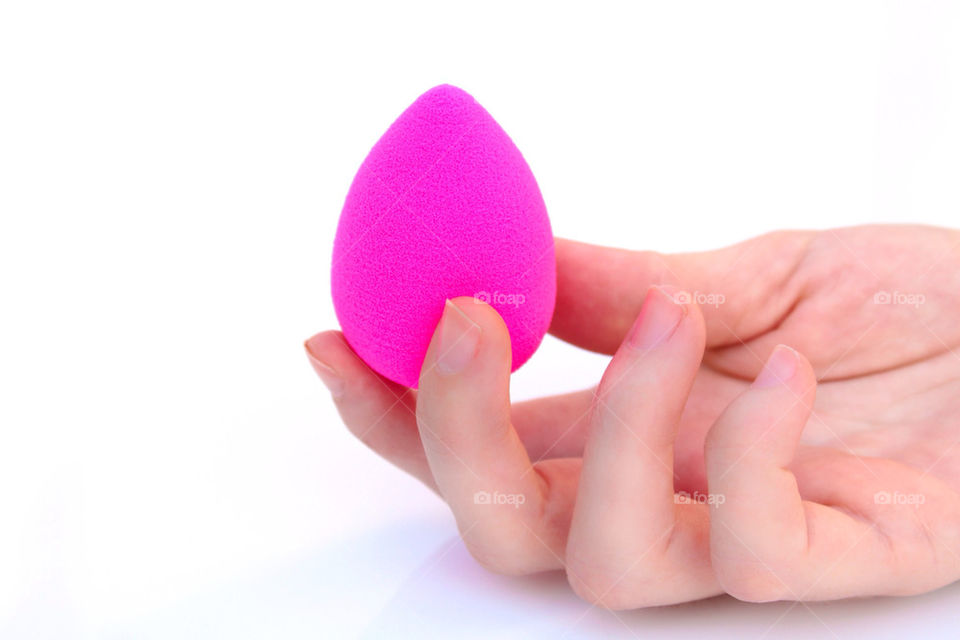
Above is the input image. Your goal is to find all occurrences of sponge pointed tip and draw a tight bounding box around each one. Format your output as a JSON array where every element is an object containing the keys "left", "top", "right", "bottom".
[
  {"left": 408, "top": 84, "right": 481, "bottom": 125},
  {"left": 420, "top": 83, "right": 473, "bottom": 101}
]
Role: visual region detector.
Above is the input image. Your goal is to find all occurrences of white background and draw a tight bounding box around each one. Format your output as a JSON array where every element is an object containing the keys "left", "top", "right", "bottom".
[{"left": 2, "top": 1, "right": 960, "bottom": 638}]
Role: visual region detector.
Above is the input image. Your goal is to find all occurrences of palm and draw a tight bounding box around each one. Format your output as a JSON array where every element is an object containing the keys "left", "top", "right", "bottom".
[
  {"left": 674, "top": 349, "right": 960, "bottom": 509},
  {"left": 543, "top": 225, "right": 960, "bottom": 601},
  {"left": 552, "top": 225, "right": 960, "bottom": 482}
]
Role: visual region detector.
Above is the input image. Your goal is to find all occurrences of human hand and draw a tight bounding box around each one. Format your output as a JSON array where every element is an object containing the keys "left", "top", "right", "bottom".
[{"left": 305, "top": 224, "right": 960, "bottom": 608}]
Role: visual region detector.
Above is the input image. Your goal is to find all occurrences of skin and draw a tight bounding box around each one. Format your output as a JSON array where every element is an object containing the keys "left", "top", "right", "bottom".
[{"left": 305, "top": 224, "right": 960, "bottom": 609}]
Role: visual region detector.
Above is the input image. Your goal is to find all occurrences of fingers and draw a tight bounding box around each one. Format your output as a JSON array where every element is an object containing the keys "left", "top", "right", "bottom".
[
  {"left": 305, "top": 331, "right": 437, "bottom": 491},
  {"left": 415, "top": 297, "right": 575, "bottom": 574},
  {"left": 704, "top": 345, "right": 895, "bottom": 601},
  {"left": 565, "top": 286, "right": 721, "bottom": 608},
  {"left": 305, "top": 333, "right": 596, "bottom": 495},
  {"left": 550, "top": 233, "right": 814, "bottom": 354},
  {"left": 510, "top": 388, "right": 594, "bottom": 460}
]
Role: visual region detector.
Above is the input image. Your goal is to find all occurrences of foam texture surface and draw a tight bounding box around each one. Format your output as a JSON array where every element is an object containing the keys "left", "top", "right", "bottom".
[{"left": 332, "top": 85, "right": 556, "bottom": 388}]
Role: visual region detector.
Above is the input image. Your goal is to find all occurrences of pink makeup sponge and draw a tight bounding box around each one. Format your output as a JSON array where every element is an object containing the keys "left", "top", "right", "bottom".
[{"left": 332, "top": 85, "right": 556, "bottom": 388}]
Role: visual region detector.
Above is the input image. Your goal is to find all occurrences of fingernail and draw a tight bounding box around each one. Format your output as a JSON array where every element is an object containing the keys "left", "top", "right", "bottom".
[
  {"left": 304, "top": 337, "right": 345, "bottom": 398},
  {"left": 753, "top": 345, "right": 799, "bottom": 389},
  {"left": 435, "top": 299, "right": 481, "bottom": 376},
  {"left": 627, "top": 286, "right": 686, "bottom": 349}
]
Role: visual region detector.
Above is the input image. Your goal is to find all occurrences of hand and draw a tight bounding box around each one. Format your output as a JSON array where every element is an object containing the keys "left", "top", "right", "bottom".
[{"left": 305, "top": 224, "right": 960, "bottom": 608}]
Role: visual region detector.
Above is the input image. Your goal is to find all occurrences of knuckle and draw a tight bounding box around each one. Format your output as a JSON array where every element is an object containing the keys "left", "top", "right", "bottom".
[
  {"left": 565, "top": 558, "right": 663, "bottom": 610},
  {"left": 463, "top": 540, "right": 523, "bottom": 575},
  {"left": 714, "top": 562, "right": 791, "bottom": 603},
  {"left": 566, "top": 568, "right": 632, "bottom": 610},
  {"left": 462, "top": 532, "right": 540, "bottom": 576}
]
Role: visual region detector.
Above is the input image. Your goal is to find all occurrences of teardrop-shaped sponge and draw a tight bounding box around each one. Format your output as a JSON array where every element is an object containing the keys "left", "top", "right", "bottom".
[{"left": 332, "top": 85, "right": 556, "bottom": 388}]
